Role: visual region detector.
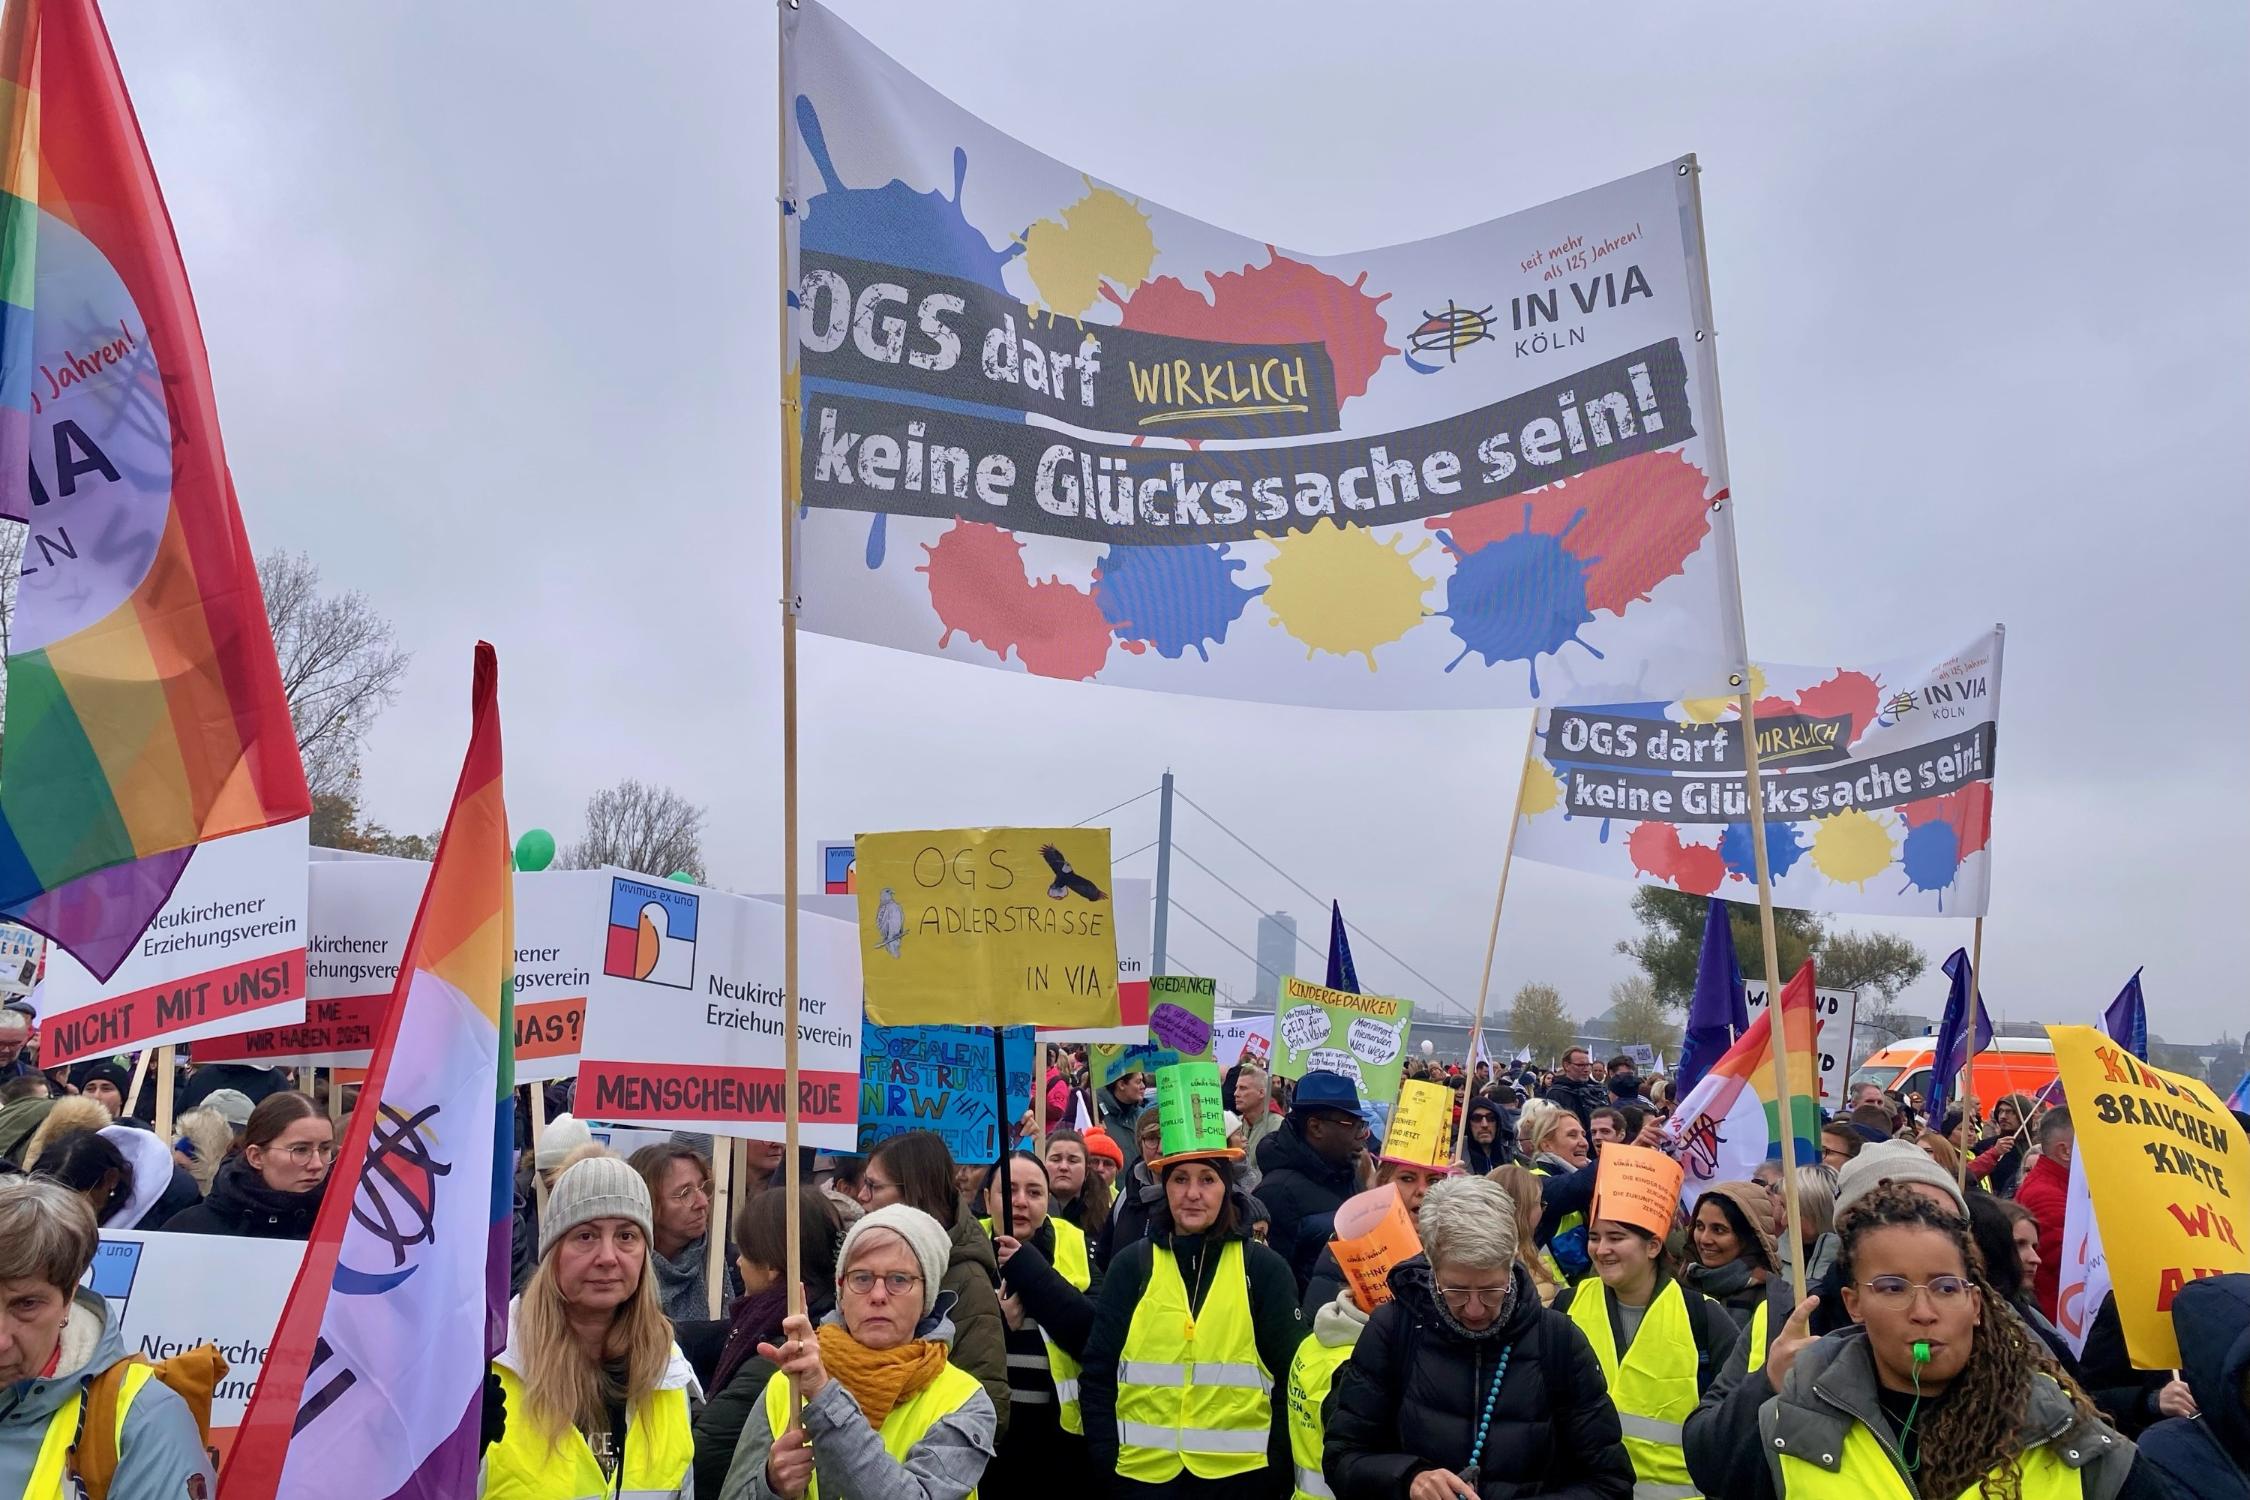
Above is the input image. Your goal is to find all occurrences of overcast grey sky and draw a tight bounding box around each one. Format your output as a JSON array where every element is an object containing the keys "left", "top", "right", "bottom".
[{"left": 102, "top": 3, "right": 2249, "bottom": 1045}]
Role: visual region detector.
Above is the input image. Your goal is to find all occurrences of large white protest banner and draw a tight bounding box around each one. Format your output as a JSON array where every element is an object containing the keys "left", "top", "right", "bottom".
[
  {"left": 783, "top": 1, "right": 1745, "bottom": 708},
  {"left": 1512, "top": 629, "right": 2002, "bottom": 916},
  {"left": 85, "top": 1230, "right": 300, "bottom": 1460},
  {"left": 575, "top": 876, "right": 864, "bottom": 1149},
  {"left": 37, "top": 818, "right": 309, "bottom": 1064}
]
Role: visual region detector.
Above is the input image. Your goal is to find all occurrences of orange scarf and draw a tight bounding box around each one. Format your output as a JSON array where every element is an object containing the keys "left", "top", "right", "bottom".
[{"left": 817, "top": 1324, "right": 950, "bottom": 1430}]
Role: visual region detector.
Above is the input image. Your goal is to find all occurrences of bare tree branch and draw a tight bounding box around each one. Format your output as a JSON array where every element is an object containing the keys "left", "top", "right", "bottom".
[
  {"left": 562, "top": 779, "right": 708, "bottom": 881},
  {"left": 258, "top": 549, "right": 411, "bottom": 800}
]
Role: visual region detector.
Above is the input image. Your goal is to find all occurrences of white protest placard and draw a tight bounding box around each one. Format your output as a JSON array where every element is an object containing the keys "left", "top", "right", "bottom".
[
  {"left": 575, "top": 875, "right": 864, "bottom": 1149},
  {"left": 37, "top": 819, "right": 310, "bottom": 1065},
  {"left": 1746, "top": 981, "right": 1858, "bottom": 1106},
  {"left": 510, "top": 872, "right": 602, "bottom": 1085},
  {"left": 1212, "top": 1015, "right": 1274, "bottom": 1069},
  {"left": 84, "top": 1229, "right": 300, "bottom": 1460}
]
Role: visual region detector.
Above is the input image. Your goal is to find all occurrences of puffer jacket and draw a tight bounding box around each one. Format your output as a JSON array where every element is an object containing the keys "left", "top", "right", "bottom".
[
  {"left": 0, "top": 1290, "right": 213, "bottom": 1499},
  {"left": 158, "top": 1152, "right": 326, "bottom": 1238},
  {"left": 1325, "top": 1258, "right": 1634, "bottom": 1500},
  {"left": 942, "top": 1205, "right": 1012, "bottom": 1440},
  {"left": 1754, "top": 1324, "right": 2136, "bottom": 1500},
  {"left": 1254, "top": 1122, "right": 1357, "bottom": 1290},
  {"left": 2136, "top": 1272, "right": 2250, "bottom": 1498}
]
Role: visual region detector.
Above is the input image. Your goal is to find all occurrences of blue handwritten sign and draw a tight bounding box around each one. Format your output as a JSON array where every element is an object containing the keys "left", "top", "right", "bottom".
[{"left": 858, "top": 1024, "right": 1035, "bottom": 1162}]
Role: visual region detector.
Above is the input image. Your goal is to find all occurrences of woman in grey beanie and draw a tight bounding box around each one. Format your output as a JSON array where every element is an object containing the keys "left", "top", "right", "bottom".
[{"left": 480, "top": 1154, "right": 702, "bottom": 1498}]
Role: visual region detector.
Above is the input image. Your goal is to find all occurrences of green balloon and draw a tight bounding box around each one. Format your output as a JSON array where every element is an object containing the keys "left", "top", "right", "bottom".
[
  {"left": 667, "top": 870, "right": 695, "bottom": 884},
  {"left": 514, "top": 828, "right": 556, "bottom": 872}
]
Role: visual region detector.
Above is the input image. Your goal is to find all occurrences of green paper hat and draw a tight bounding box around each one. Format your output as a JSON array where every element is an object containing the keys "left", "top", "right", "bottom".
[{"left": 1151, "top": 1060, "right": 1243, "bottom": 1168}]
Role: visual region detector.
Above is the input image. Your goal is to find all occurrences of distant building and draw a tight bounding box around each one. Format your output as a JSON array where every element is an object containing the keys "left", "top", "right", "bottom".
[{"left": 1254, "top": 911, "right": 1297, "bottom": 1007}]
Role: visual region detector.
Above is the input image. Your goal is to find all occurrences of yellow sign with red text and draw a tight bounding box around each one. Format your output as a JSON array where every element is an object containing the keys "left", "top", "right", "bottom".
[{"left": 2048, "top": 1025, "right": 2248, "bottom": 1368}]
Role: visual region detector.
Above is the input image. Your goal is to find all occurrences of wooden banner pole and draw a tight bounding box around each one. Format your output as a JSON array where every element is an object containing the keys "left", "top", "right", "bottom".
[
  {"left": 1453, "top": 714, "right": 1541, "bottom": 1165},
  {"left": 528, "top": 1081, "right": 549, "bottom": 1216},
  {"left": 776, "top": 0, "right": 807, "bottom": 1374},
  {"left": 124, "top": 1048, "right": 154, "bottom": 1120},
  {"left": 153, "top": 1044, "right": 176, "bottom": 1141},
  {"left": 1738, "top": 691, "right": 1809, "bottom": 1302},
  {"left": 297, "top": 1064, "right": 315, "bottom": 1098},
  {"left": 706, "top": 1139, "right": 731, "bottom": 1319}
]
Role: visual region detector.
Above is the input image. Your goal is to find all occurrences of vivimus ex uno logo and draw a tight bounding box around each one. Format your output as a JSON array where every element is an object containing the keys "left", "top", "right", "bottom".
[{"left": 603, "top": 876, "right": 699, "bottom": 990}]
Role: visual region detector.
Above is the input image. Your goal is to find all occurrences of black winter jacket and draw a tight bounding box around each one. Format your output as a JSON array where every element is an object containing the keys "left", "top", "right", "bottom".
[
  {"left": 1098, "top": 1161, "right": 1159, "bottom": 1273},
  {"left": 2137, "top": 1272, "right": 2250, "bottom": 1499},
  {"left": 1079, "top": 1187, "right": 1307, "bottom": 1498},
  {"left": 159, "top": 1154, "right": 325, "bottom": 1239},
  {"left": 1253, "top": 1124, "right": 1356, "bottom": 1291},
  {"left": 1325, "top": 1259, "right": 1634, "bottom": 1500},
  {"left": 1541, "top": 1076, "right": 1608, "bottom": 1133}
]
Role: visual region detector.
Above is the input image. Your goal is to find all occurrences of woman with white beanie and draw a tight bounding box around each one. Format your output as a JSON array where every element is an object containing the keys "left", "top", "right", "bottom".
[
  {"left": 718, "top": 1202, "right": 997, "bottom": 1500},
  {"left": 481, "top": 1154, "right": 701, "bottom": 1498}
]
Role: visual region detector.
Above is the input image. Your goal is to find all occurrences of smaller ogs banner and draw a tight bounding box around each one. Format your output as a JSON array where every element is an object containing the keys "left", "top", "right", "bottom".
[
  {"left": 856, "top": 828, "right": 1119, "bottom": 1028},
  {"left": 2048, "top": 1025, "right": 2248, "bottom": 1368},
  {"left": 783, "top": 1, "right": 1748, "bottom": 709},
  {"left": 1513, "top": 629, "right": 2003, "bottom": 916}
]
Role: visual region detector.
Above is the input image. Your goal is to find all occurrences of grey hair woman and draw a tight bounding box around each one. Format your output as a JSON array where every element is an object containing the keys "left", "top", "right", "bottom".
[{"left": 1324, "top": 1175, "right": 1634, "bottom": 1499}]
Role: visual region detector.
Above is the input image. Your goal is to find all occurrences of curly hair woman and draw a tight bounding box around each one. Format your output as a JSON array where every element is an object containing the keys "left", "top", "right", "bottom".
[{"left": 1749, "top": 1184, "right": 2158, "bottom": 1499}]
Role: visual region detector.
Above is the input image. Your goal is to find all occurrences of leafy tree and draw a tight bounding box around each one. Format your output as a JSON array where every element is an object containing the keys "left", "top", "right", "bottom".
[
  {"left": 309, "top": 793, "right": 438, "bottom": 859},
  {"left": 1618, "top": 889, "right": 1820, "bottom": 1006},
  {"left": 1817, "top": 930, "right": 1927, "bottom": 1003},
  {"left": 564, "top": 779, "right": 707, "bottom": 880},
  {"left": 1605, "top": 975, "right": 1680, "bottom": 1056},
  {"left": 1504, "top": 981, "right": 1576, "bottom": 1066}
]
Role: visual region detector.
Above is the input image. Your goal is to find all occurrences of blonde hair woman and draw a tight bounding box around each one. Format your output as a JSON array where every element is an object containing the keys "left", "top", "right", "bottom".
[
  {"left": 1487, "top": 1163, "right": 1561, "bottom": 1306},
  {"left": 169, "top": 1106, "right": 234, "bottom": 1194},
  {"left": 482, "top": 1156, "right": 699, "bottom": 1498},
  {"left": 1514, "top": 1097, "right": 1594, "bottom": 1284}
]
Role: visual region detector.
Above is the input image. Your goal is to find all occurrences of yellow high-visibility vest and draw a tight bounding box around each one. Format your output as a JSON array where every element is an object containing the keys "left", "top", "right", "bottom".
[
  {"left": 1114, "top": 1240, "right": 1273, "bottom": 1483},
  {"left": 758, "top": 1353, "right": 986, "bottom": 1500},
  {"left": 981, "top": 1214, "right": 1094, "bottom": 1435},
  {"left": 1746, "top": 1298, "right": 1770, "bottom": 1374},
  {"left": 1567, "top": 1280, "right": 1702, "bottom": 1500},
  {"left": 482, "top": 1363, "right": 694, "bottom": 1499},
  {"left": 1774, "top": 1415, "right": 2083, "bottom": 1498},
  {"left": 22, "top": 1364, "right": 155, "bottom": 1500},
  {"left": 1283, "top": 1333, "right": 1355, "bottom": 1500}
]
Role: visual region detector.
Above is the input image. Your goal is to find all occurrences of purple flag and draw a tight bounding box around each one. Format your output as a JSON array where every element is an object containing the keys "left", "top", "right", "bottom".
[
  {"left": 1674, "top": 898, "right": 1746, "bottom": 1095},
  {"left": 1927, "top": 947, "right": 1994, "bottom": 1123},
  {"left": 2100, "top": 969, "right": 2147, "bottom": 1061}
]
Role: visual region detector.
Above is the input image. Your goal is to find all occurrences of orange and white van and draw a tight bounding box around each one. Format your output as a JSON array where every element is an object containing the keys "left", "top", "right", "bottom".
[{"left": 1847, "top": 1036, "right": 2059, "bottom": 1113}]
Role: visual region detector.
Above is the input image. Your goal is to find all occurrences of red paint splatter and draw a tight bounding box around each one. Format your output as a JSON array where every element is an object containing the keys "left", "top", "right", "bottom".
[
  {"left": 1625, "top": 822, "right": 1726, "bottom": 896},
  {"left": 1899, "top": 781, "right": 1992, "bottom": 859},
  {"left": 1793, "top": 670, "right": 1883, "bottom": 746},
  {"left": 1102, "top": 247, "right": 1396, "bottom": 402},
  {"left": 919, "top": 522, "right": 1112, "bottom": 681},
  {"left": 1427, "top": 452, "right": 1712, "bottom": 614},
  {"left": 1752, "top": 695, "right": 1795, "bottom": 720}
]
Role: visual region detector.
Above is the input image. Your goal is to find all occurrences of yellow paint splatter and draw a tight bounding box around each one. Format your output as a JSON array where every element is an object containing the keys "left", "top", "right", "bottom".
[
  {"left": 1518, "top": 757, "right": 1562, "bottom": 817},
  {"left": 1260, "top": 521, "right": 1431, "bottom": 670},
  {"left": 1019, "top": 178, "right": 1157, "bottom": 318},
  {"left": 1680, "top": 663, "right": 1768, "bottom": 723},
  {"left": 1809, "top": 809, "right": 1894, "bottom": 887}
]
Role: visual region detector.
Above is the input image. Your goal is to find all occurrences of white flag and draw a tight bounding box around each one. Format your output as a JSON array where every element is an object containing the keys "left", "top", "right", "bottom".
[{"left": 2055, "top": 1148, "right": 2110, "bottom": 1359}]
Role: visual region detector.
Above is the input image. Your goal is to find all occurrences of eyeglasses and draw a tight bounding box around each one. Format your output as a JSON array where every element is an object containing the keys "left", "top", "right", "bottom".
[
  {"left": 278, "top": 1142, "right": 339, "bottom": 1164},
  {"left": 1857, "top": 1275, "right": 1974, "bottom": 1306},
  {"left": 842, "top": 1269, "right": 923, "bottom": 1297},
  {"left": 1436, "top": 1284, "right": 1509, "bottom": 1310}
]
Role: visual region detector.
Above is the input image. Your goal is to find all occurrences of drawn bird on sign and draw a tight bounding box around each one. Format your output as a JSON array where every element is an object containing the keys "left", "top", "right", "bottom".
[
  {"left": 876, "top": 887, "right": 906, "bottom": 958},
  {"left": 1039, "top": 844, "right": 1107, "bottom": 902}
]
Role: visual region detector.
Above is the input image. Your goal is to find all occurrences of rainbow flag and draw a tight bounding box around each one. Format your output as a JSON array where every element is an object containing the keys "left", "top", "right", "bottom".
[
  {"left": 223, "top": 646, "right": 513, "bottom": 1500},
  {"left": 0, "top": 0, "right": 306, "bottom": 977},
  {"left": 1664, "top": 958, "right": 1820, "bottom": 1201}
]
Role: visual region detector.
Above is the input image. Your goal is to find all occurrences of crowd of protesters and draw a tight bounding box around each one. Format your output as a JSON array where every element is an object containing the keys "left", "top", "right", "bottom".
[{"left": 5, "top": 998, "right": 2248, "bottom": 1498}]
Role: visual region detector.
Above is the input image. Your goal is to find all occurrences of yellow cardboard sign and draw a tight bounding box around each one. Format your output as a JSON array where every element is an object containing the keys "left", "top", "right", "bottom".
[
  {"left": 2049, "top": 1024, "right": 2249, "bottom": 1368},
  {"left": 1380, "top": 1079, "right": 1455, "bottom": 1169},
  {"left": 1331, "top": 1184, "right": 1419, "bottom": 1310},
  {"left": 1589, "top": 1144, "right": 1685, "bottom": 1240},
  {"left": 856, "top": 829, "right": 1120, "bottom": 1027}
]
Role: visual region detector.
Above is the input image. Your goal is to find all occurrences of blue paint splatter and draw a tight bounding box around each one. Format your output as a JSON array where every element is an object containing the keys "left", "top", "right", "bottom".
[
  {"left": 1093, "top": 545, "right": 1265, "bottom": 662},
  {"left": 795, "top": 96, "right": 1023, "bottom": 291},
  {"left": 794, "top": 97, "right": 1026, "bottom": 569},
  {"left": 1898, "top": 819, "right": 1962, "bottom": 907},
  {"left": 1720, "top": 818, "right": 1808, "bottom": 881},
  {"left": 1436, "top": 506, "right": 1602, "bottom": 697}
]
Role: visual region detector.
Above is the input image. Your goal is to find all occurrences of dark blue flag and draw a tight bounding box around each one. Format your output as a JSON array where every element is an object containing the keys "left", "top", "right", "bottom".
[
  {"left": 1928, "top": 947, "right": 1994, "bottom": 1123},
  {"left": 1675, "top": 898, "right": 1747, "bottom": 1095},
  {"left": 1325, "top": 900, "right": 1360, "bottom": 994},
  {"left": 2101, "top": 969, "right": 2147, "bottom": 1061}
]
